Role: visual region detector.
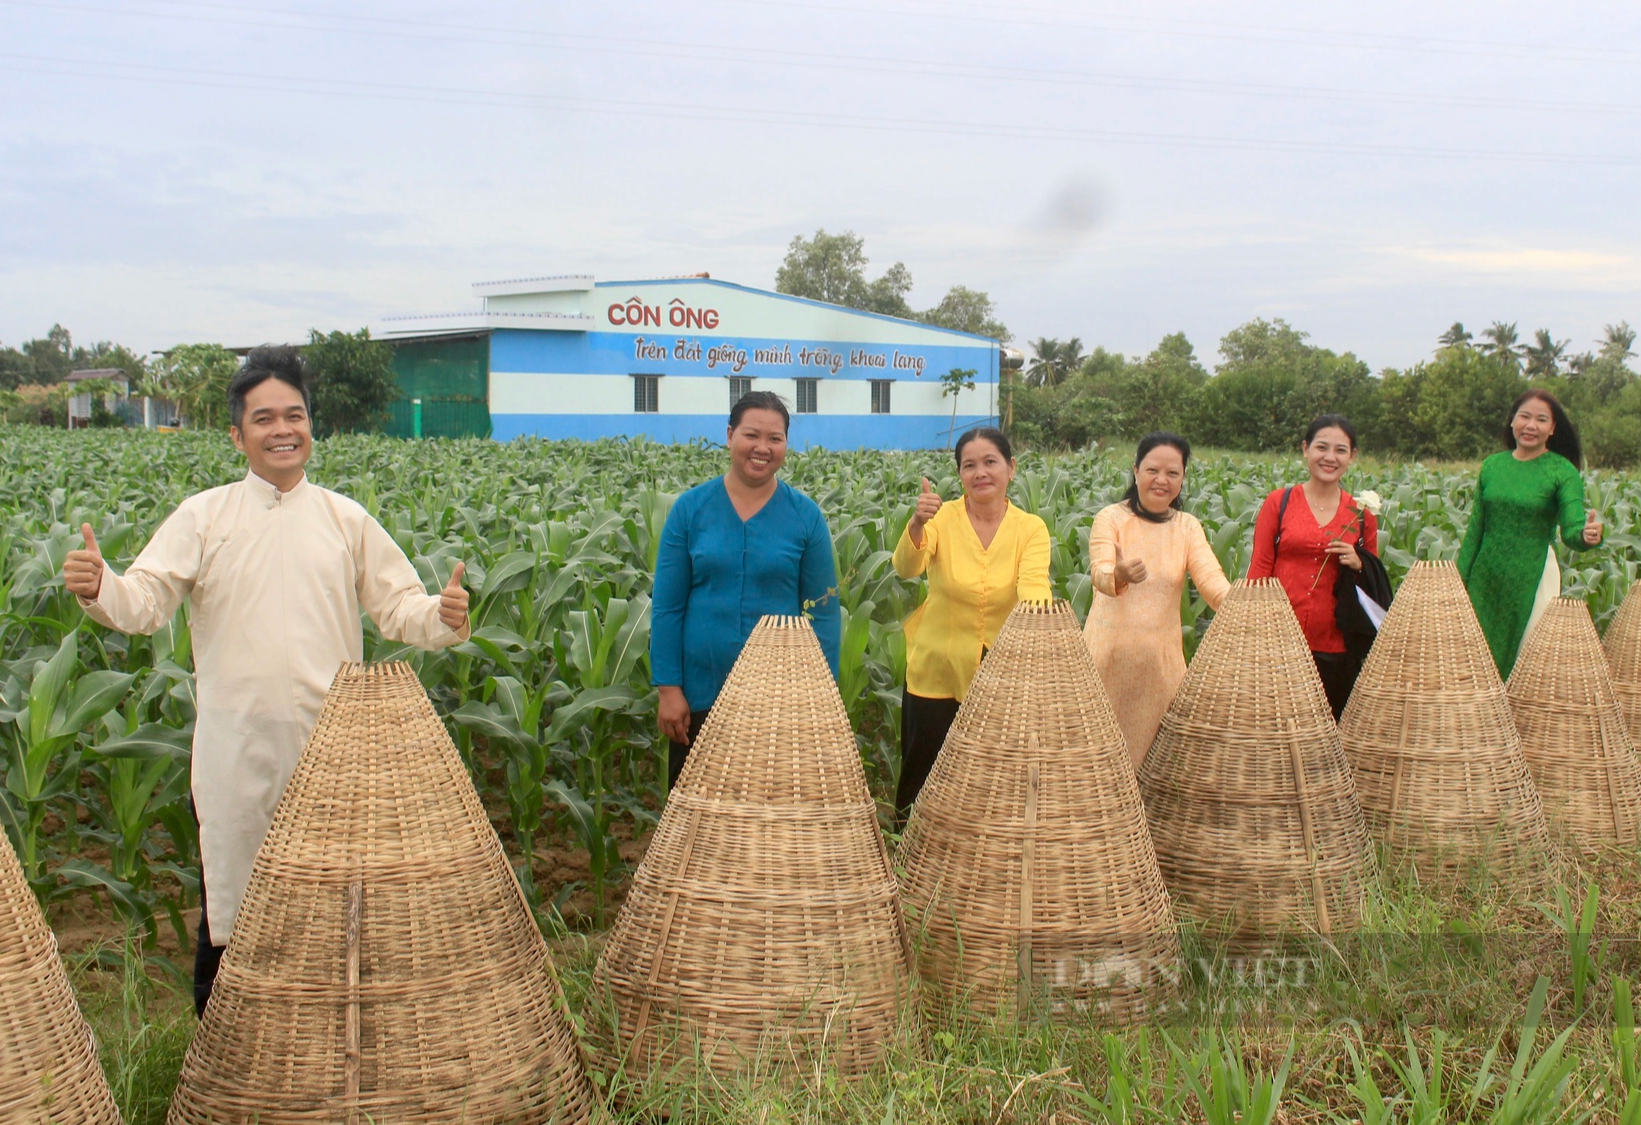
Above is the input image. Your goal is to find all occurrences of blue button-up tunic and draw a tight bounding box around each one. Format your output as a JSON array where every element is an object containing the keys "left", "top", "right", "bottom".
[{"left": 650, "top": 476, "right": 842, "bottom": 711}]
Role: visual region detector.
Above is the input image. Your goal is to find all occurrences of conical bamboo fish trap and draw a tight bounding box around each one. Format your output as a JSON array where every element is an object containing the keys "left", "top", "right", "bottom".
[
  {"left": 1338, "top": 562, "right": 1550, "bottom": 878},
  {"left": 1508, "top": 597, "right": 1641, "bottom": 852},
  {"left": 592, "top": 615, "right": 910, "bottom": 1089},
  {"left": 1605, "top": 580, "right": 1641, "bottom": 745},
  {"left": 1138, "top": 579, "right": 1370, "bottom": 937},
  {"left": 897, "top": 600, "right": 1179, "bottom": 1025},
  {"left": 168, "top": 662, "right": 594, "bottom": 1125},
  {"left": 0, "top": 826, "right": 123, "bottom": 1124}
]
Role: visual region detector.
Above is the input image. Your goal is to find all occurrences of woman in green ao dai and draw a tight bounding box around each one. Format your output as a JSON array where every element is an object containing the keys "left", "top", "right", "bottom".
[{"left": 1457, "top": 389, "right": 1604, "bottom": 679}]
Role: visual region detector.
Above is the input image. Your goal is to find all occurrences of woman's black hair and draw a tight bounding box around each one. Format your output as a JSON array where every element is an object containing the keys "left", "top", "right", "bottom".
[
  {"left": 1124, "top": 432, "right": 1191, "bottom": 523},
  {"left": 227, "top": 345, "right": 311, "bottom": 429},
  {"left": 1303, "top": 413, "right": 1358, "bottom": 450},
  {"left": 1504, "top": 389, "right": 1582, "bottom": 467},
  {"left": 953, "top": 426, "right": 1012, "bottom": 467},
  {"left": 728, "top": 390, "right": 790, "bottom": 433}
]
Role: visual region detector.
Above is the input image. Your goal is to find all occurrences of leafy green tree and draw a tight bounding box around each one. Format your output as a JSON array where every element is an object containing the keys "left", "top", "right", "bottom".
[
  {"left": 776, "top": 229, "right": 910, "bottom": 314},
  {"left": 1116, "top": 332, "right": 1209, "bottom": 438},
  {"left": 150, "top": 343, "right": 238, "bottom": 430},
  {"left": 71, "top": 340, "right": 146, "bottom": 383},
  {"left": 0, "top": 344, "right": 30, "bottom": 390},
  {"left": 1197, "top": 319, "right": 1374, "bottom": 451},
  {"left": 863, "top": 261, "right": 914, "bottom": 318},
  {"left": 775, "top": 231, "right": 1009, "bottom": 338},
  {"left": 918, "top": 285, "right": 1010, "bottom": 341},
  {"left": 1373, "top": 348, "right": 1524, "bottom": 460},
  {"left": 939, "top": 367, "right": 977, "bottom": 446},
  {"left": 20, "top": 324, "right": 73, "bottom": 386},
  {"left": 304, "top": 328, "right": 397, "bottom": 436}
]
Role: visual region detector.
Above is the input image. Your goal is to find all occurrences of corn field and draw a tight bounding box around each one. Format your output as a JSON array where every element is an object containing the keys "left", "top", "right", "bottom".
[{"left": 4, "top": 427, "right": 1640, "bottom": 942}]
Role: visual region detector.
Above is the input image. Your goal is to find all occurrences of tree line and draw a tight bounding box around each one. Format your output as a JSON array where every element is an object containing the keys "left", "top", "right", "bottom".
[
  {"left": 1010, "top": 318, "right": 1640, "bottom": 467},
  {"left": 0, "top": 326, "right": 400, "bottom": 435},
  {"left": 773, "top": 231, "right": 1640, "bottom": 467}
]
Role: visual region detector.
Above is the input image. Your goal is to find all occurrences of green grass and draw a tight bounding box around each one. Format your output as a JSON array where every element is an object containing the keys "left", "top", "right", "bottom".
[{"left": 65, "top": 845, "right": 1641, "bottom": 1123}]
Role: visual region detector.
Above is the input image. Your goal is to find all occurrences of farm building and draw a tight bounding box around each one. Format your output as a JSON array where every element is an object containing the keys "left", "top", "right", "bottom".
[{"left": 373, "top": 274, "right": 1003, "bottom": 449}]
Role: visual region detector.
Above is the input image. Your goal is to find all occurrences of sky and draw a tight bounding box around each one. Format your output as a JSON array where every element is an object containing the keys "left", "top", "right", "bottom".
[{"left": 2, "top": 0, "right": 1639, "bottom": 372}]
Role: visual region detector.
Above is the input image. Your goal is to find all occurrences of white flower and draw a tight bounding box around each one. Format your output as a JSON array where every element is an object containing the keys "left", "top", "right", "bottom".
[{"left": 1358, "top": 489, "right": 1383, "bottom": 516}]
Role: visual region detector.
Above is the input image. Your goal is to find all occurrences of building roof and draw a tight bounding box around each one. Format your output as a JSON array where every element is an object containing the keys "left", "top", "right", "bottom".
[{"left": 67, "top": 368, "right": 128, "bottom": 384}]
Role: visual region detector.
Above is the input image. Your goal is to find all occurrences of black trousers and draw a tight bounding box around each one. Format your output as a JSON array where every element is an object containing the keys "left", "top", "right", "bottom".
[
  {"left": 894, "top": 689, "right": 962, "bottom": 828},
  {"left": 666, "top": 709, "right": 710, "bottom": 790},
  {"left": 1312, "top": 650, "right": 1361, "bottom": 722},
  {"left": 193, "top": 860, "right": 225, "bottom": 1018}
]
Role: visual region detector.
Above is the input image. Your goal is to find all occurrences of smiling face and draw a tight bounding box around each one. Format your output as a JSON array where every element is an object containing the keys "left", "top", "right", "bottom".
[
  {"left": 958, "top": 436, "right": 1014, "bottom": 503},
  {"left": 725, "top": 407, "right": 788, "bottom": 489},
  {"left": 1511, "top": 395, "right": 1556, "bottom": 455},
  {"left": 1134, "top": 444, "right": 1185, "bottom": 513},
  {"left": 1303, "top": 426, "right": 1356, "bottom": 486},
  {"left": 230, "top": 376, "right": 312, "bottom": 489}
]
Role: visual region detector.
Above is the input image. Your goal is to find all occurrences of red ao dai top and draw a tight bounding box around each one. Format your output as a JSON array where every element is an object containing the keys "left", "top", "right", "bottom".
[{"left": 1246, "top": 488, "right": 1379, "bottom": 654}]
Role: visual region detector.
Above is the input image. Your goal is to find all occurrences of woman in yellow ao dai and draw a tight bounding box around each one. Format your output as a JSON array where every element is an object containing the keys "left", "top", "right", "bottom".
[
  {"left": 891, "top": 427, "right": 1051, "bottom": 823},
  {"left": 1083, "top": 433, "right": 1230, "bottom": 766}
]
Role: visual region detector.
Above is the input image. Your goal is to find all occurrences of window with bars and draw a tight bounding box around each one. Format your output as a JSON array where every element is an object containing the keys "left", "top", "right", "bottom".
[
  {"left": 728, "top": 376, "right": 753, "bottom": 406},
  {"left": 633, "top": 374, "right": 660, "bottom": 413},
  {"left": 795, "top": 378, "right": 818, "bottom": 414},
  {"left": 870, "top": 379, "right": 892, "bottom": 414}
]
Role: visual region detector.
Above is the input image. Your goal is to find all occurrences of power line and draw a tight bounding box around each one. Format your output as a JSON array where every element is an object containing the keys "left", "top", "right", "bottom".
[
  {"left": 712, "top": 0, "right": 1641, "bottom": 64},
  {"left": 3, "top": 0, "right": 1638, "bottom": 119},
  {"left": 2, "top": 52, "right": 1636, "bottom": 166}
]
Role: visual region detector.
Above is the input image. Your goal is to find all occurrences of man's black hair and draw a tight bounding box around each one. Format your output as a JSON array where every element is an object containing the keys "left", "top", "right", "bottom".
[{"left": 228, "top": 345, "right": 312, "bottom": 429}]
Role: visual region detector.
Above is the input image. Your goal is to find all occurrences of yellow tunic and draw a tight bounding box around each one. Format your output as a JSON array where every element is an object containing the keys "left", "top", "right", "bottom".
[
  {"left": 893, "top": 498, "right": 1052, "bottom": 701},
  {"left": 79, "top": 472, "right": 468, "bottom": 938},
  {"left": 1082, "top": 502, "right": 1230, "bottom": 765}
]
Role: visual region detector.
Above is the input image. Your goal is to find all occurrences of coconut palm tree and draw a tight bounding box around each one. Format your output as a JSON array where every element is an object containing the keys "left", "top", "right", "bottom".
[
  {"left": 1025, "top": 337, "right": 1087, "bottom": 387},
  {"left": 1522, "top": 328, "right": 1567, "bottom": 379},
  {"left": 1601, "top": 321, "right": 1637, "bottom": 365},
  {"left": 1437, "top": 322, "right": 1472, "bottom": 350},
  {"left": 1478, "top": 321, "right": 1524, "bottom": 373}
]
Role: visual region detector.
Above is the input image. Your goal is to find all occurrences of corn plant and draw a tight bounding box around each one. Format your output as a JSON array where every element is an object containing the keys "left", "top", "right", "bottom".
[
  {"left": 1533, "top": 882, "right": 1603, "bottom": 1017},
  {"left": 6, "top": 426, "right": 1641, "bottom": 939}
]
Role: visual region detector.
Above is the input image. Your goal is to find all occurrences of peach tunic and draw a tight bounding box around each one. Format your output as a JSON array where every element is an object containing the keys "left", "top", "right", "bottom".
[{"left": 1082, "top": 502, "right": 1231, "bottom": 766}]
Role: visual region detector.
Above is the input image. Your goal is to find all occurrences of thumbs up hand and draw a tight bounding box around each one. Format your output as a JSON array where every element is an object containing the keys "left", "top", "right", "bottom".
[
  {"left": 1113, "top": 541, "right": 1147, "bottom": 587},
  {"left": 912, "top": 476, "right": 943, "bottom": 529},
  {"left": 63, "top": 523, "right": 106, "bottom": 599},
  {"left": 439, "top": 561, "right": 470, "bottom": 630},
  {"left": 1584, "top": 507, "right": 1604, "bottom": 546}
]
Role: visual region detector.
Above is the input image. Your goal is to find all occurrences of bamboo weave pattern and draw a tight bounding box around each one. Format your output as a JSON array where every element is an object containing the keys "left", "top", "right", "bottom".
[
  {"left": 1139, "top": 579, "right": 1370, "bottom": 937},
  {"left": 898, "top": 600, "right": 1180, "bottom": 1025},
  {"left": 0, "top": 821, "right": 123, "bottom": 1124},
  {"left": 1508, "top": 597, "right": 1641, "bottom": 852},
  {"left": 1605, "top": 580, "right": 1641, "bottom": 746},
  {"left": 592, "top": 615, "right": 911, "bottom": 1089},
  {"left": 168, "top": 661, "right": 594, "bottom": 1125},
  {"left": 1339, "top": 561, "right": 1549, "bottom": 877}
]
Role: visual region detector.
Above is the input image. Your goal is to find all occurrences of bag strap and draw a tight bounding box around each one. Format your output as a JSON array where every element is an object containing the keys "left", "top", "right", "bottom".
[{"left": 1271, "top": 486, "right": 1294, "bottom": 559}]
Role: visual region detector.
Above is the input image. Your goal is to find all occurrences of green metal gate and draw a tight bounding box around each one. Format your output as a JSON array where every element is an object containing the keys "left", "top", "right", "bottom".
[{"left": 384, "top": 335, "right": 492, "bottom": 439}]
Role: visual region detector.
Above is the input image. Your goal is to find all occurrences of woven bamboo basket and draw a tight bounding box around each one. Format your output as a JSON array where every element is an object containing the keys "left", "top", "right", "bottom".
[
  {"left": 1138, "top": 579, "right": 1370, "bottom": 937},
  {"left": 167, "top": 662, "right": 594, "bottom": 1125},
  {"left": 1605, "top": 580, "right": 1641, "bottom": 745},
  {"left": 1338, "top": 561, "right": 1550, "bottom": 878},
  {"left": 897, "top": 600, "right": 1179, "bottom": 1025},
  {"left": 1508, "top": 597, "right": 1641, "bottom": 852},
  {"left": 591, "top": 615, "right": 910, "bottom": 1089},
  {"left": 0, "top": 824, "right": 123, "bottom": 1124}
]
